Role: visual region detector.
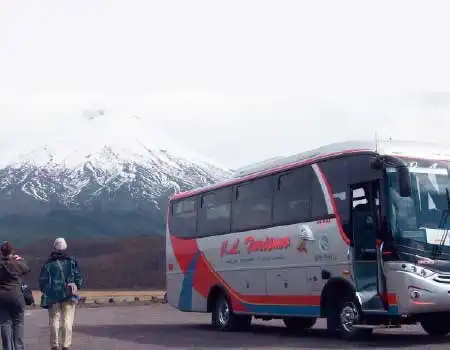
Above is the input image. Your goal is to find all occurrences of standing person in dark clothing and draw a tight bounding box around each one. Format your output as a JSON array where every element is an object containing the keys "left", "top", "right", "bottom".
[
  {"left": 0, "top": 241, "right": 31, "bottom": 350},
  {"left": 39, "top": 238, "right": 83, "bottom": 350}
]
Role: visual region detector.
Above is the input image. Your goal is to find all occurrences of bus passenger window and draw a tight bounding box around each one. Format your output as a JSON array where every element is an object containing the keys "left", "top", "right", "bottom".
[
  {"left": 273, "top": 167, "right": 312, "bottom": 224},
  {"left": 198, "top": 188, "right": 232, "bottom": 236},
  {"left": 170, "top": 198, "right": 197, "bottom": 238},
  {"left": 231, "top": 177, "right": 273, "bottom": 232}
]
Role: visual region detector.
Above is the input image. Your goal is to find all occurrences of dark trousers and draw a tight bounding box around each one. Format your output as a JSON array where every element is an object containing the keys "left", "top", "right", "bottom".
[{"left": 0, "top": 302, "right": 25, "bottom": 350}]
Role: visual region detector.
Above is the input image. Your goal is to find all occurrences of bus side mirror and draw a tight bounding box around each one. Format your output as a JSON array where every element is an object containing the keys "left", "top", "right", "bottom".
[
  {"left": 370, "top": 157, "right": 383, "bottom": 170},
  {"left": 398, "top": 166, "right": 412, "bottom": 197}
]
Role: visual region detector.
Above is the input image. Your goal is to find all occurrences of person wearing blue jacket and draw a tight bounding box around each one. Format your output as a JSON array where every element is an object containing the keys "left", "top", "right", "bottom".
[{"left": 39, "top": 238, "right": 83, "bottom": 350}]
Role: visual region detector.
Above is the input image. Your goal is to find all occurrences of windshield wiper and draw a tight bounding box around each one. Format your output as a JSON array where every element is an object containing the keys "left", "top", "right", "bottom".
[{"left": 432, "top": 188, "right": 450, "bottom": 257}]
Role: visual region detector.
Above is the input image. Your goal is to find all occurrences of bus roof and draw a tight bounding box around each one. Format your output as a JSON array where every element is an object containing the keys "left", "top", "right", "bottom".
[{"left": 171, "top": 139, "right": 450, "bottom": 201}]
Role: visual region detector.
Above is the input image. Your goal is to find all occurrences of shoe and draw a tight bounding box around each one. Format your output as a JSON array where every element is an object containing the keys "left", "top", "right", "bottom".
[
  {"left": 51, "top": 347, "right": 60, "bottom": 350},
  {"left": 62, "top": 348, "right": 70, "bottom": 350}
]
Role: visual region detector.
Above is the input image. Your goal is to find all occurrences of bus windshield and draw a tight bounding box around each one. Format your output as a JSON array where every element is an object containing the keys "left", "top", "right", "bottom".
[{"left": 386, "top": 159, "right": 450, "bottom": 246}]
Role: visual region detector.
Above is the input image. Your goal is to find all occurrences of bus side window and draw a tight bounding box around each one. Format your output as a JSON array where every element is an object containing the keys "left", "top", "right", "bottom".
[
  {"left": 171, "top": 198, "right": 198, "bottom": 238},
  {"left": 198, "top": 188, "right": 232, "bottom": 236},
  {"left": 273, "top": 166, "right": 312, "bottom": 224},
  {"left": 231, "top": 176, "right": 273, "bottom": 232}
]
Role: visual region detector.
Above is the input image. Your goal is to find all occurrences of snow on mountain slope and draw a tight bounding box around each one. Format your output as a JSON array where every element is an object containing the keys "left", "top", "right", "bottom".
[{"left": 0, "top": 110, "right": 231, "bottom": 208}]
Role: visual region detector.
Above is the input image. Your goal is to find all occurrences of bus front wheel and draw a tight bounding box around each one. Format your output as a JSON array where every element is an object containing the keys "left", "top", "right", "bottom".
[
  {"left": 212, "top": 294, "right": 251, "bottom": 331},
  {"left": 327, "top": 295, "right": 373, "bottom": 340},
  {"left": 421, "top": 313, "right": 450, "bottom": 337}
]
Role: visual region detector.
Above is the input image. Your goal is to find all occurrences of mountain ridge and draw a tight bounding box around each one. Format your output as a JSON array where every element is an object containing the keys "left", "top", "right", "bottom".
[{"left": 0, "top": 110, "right": 230, "bottom": 244}]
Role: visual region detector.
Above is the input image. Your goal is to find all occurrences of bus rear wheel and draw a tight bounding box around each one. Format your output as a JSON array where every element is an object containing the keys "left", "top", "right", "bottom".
[
  {"left": 283, "top": 317, "right": 317, "bottom": 331},
  {"left": 211, "top": 293, "right": 251, "bottom": 331},
  {"left": 421, "top": 313, "right": 450, "bottom": 337}
]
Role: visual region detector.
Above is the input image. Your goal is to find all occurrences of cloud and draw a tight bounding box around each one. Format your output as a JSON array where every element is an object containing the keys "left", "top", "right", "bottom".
[{"left": 1, "top": 2, "right": 450, "bottom": 167}]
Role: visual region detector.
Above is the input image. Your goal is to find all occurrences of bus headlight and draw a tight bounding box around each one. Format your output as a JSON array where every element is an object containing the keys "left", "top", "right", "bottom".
[{"left": 403, "top": 263, "right": 435, "bottom": 278}]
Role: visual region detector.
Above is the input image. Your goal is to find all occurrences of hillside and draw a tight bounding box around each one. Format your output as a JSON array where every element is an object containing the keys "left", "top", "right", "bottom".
[{"left": 20, "top": 235, "right": 166, "bottom": 290}]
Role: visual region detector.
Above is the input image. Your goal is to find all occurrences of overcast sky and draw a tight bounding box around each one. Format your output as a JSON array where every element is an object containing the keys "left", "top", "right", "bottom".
[{"left": 2, "top": 1, "right": 450, "bottom": 169}]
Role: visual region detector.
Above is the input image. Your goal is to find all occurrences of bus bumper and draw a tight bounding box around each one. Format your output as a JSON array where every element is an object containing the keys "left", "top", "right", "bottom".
[{"left": 389, "top": 270, "right": 450, "bottom": 315}]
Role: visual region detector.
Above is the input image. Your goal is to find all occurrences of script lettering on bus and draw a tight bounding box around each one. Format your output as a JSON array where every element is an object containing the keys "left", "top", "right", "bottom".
[
  {"left": 220, "top": 238, "right": 240, "bottom": 257},
  {"left": 220, "top": 236, "right": 292, "bottom": 258},
  {"left": 244, "top": 236, "right": 291, "bottom": 253}
]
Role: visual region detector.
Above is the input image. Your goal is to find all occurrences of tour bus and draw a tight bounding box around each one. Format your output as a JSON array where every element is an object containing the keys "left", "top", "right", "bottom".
[{"left": 166, "top": 140, "right": 450, "bottom": 340}]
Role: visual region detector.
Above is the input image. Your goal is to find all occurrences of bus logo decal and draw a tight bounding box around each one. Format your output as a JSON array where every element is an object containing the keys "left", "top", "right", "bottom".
[
  {"left": 318, "top": 235, "right": 330, "bottom": 253},
  {"left": 299, "top": 224, "right": 315, "bottom": 241},
  {"left": 297, "top": 239, "right": 308, "bottom": 253},
  {"left": 220, "top": 238, "right": 240, "bottom": 257}
]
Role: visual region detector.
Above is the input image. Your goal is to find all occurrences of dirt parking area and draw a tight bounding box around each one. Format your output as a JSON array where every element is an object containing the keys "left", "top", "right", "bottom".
[{"left": 22, "top": 304, "right": 450, "bottom": 350}]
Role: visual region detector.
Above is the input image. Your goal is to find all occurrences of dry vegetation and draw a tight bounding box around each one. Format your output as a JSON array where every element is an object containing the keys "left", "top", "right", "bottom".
[
  {"left": 31, "top": 290, "right": 166, "bottom": 306},
  {"left": 18, "top": 235, "right": 166, "bottom": 291}
]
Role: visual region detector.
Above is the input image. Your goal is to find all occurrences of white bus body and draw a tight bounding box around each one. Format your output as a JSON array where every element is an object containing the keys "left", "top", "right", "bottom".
[{"left": 166, "top": 140, "right": 450, "bottom": 340}]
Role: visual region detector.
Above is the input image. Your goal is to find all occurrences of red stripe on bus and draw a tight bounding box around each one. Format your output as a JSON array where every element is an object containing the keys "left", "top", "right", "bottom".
[
  {"left": 170, "top": 236, "right": 399, "bottom": 310},
  {"left": 170, "top": 235, "right": 199, "bottom": 272},
  {"left": 198, "top": 252, "right": 398, "bottom": 307},
  {"left": 243, "top": 295, "right": 321, "bottom": 306},
  {"left": 197, "top": 252, "right": 321, "bottom": 306},
  {"left": 314, "top": 164, "right": 351, "bottom": 245},
  {"left": 387, "top": 293, "right": 397, "bottom": 305},
  {"left": 194, "top": 254, "right": 245, "bottom": 311}
]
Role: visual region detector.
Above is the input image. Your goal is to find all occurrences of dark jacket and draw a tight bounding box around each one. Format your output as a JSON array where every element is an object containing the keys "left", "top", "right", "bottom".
[
  {"left": 39, "top": 251, "right": 83, "bottom": 308},
  {"left": 0, "top": 256, "right": 31, "bottom": 306}
]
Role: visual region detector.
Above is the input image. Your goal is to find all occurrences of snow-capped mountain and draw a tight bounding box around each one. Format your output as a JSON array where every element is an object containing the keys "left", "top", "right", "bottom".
[{"left": 0, "top": 110, "right": 231, "bottom": 243}]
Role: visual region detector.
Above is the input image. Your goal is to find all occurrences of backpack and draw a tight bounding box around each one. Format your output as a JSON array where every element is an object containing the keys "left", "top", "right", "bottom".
[{"left": 21, "top": 282, "right": 34, "bottom": 306}]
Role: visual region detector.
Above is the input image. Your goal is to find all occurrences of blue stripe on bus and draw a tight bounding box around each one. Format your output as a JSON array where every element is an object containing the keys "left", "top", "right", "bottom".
[
  {"left": 176, "top": 253, "right": 401, "bottom": 317},
  {"left": 178, "top": 251, "right": 200, "bottom": 311},
  {"left": 244, "top": 304, "right": 321, "bottom": 317},
  {"left": 243, "top": 303, "right": 399, "bottom": 317},
  {"left": 387, "top": 305, "right": 399, "bottom": 314}
]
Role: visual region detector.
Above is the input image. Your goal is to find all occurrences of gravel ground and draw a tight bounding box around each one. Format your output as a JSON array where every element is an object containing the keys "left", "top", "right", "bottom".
[{"left": 20, "top": 304, "right": 450, "bottom": 350}]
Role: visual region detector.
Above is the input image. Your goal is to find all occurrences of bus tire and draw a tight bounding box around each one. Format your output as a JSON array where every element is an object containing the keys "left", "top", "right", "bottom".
[
  {"left": 327, "top": 295, "right": 372, "bottom": 340},
  {"left": 211, "top": 293, "right": 251, "bottom": 331},
  {"left": 421, "top": 313, "right": 450, "bottom": 337},
  {"left": 283, "top": 317, "right": 316, "bottom": 331}
]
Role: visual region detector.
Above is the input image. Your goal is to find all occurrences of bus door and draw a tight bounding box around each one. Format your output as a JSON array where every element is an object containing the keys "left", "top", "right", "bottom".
[{"left": 350, "top": 181, "right": 388, "bottom": 312}]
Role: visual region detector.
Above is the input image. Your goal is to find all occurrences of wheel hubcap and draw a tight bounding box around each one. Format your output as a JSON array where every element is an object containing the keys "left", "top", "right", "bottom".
[
  {"left": 218, "top": 299, "right": 230, "bottom": 326},
  {"left": 340, "top": 304, "right": 358, "bottom": 332}
]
